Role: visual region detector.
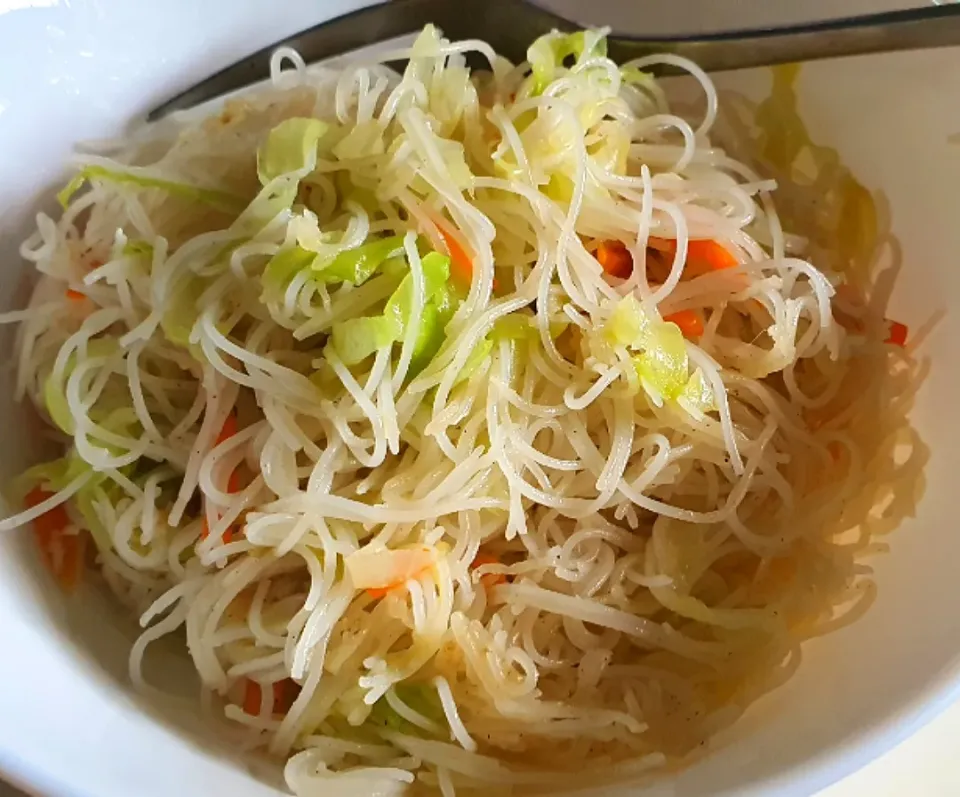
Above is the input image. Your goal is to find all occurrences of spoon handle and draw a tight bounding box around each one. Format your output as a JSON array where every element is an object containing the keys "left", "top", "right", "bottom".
[
  {"left": 148, "top": 2, "right": 960, "bottom": 121},
  {"left": 607, "top": 5, "right": 960, "bottom": 73}
]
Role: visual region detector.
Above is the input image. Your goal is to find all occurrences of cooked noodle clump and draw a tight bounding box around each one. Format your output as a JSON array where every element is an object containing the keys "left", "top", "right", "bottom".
[{"left": 0, "top": 26, "right": 924, "bottom": 797}]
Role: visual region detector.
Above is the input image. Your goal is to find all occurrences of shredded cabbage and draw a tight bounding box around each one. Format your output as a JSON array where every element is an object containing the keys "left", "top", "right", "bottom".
[
  {"left": 262, "top": 246, "right": 316, "bottom": 303},
  {"left": 677, "top": 369, "right": 717, "bottom": 418},
  {"left": 526, "top": 30, "right": 609, "bottom": 96},
  {"left": 603, "top": 294, "right": 651, "bottom": 349},
  {"left": 333, "top": 120, "right": 386, "bottom": 160},
  {"left": 330, "top": 316, "right": 398, "bottom": 366},
  {"left": 368, "top": 684, "right": 445, "bottom": 737},
  {"left": 160, "top": 275, "right": 210, "bottom": 347},
  {"left": 232, "top": 175, "right": 299, "bottom": 236},
  {"left": 328, "top": 251, "right": 454, "bottom": 370},
  {"left": 43, "top": 339, "right": 121, "bottom": 434},
  {"left": 314, "top": 236, "right": 406, "bottom": 286},
  {"left": 633, "top": 320, "right": 689, "bottom": 402},
  {"left": 122, "top": 239, "right": 154, "bottom": 259},
  {"left": 57, "top": 165, "right": 243, "bottom": 214},
  {"left": 257, "top": 117, "right": 329, "bottom": 184}
]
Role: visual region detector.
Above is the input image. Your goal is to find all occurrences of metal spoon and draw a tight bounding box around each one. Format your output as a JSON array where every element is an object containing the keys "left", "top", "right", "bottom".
[{"left": 148, "top": 1, "right": 960, "bottom": 120}]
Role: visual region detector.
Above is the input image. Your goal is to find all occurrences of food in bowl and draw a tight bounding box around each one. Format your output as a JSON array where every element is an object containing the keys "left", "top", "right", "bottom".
[{"left": 0, "top": 24, "right": 924, "bottom": 795}]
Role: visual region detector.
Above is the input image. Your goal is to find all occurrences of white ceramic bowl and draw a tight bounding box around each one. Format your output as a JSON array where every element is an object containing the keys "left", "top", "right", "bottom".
[{"left": 0, "top": 1, "right": 958, "bottom": 796}]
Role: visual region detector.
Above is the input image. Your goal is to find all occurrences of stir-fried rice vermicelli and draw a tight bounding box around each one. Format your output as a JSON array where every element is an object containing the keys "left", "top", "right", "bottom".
[{"left": 0, "top": 25, "right": 926, "bottom": 796}]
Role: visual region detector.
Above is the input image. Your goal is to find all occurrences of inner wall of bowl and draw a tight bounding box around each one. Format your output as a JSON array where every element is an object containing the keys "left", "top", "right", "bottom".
[
  {"left": 662, "top": 49, "right": 960, "bottom": 796},
  {"left": 0, "top": 3, "right": 959, "bottom": 796}
]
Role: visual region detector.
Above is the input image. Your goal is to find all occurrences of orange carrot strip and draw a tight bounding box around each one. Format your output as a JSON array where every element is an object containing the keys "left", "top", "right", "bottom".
[
  {"left": 365, "top": 562, "right": 433, "bottom": 600},
  {"left": 216, "top": 412, "right": 238, "bottom": 445},
  {"left": 219, "top": 519, "right": 240, "bottom": 544},
  {"left": 664, "top": 309, "right": 704, "bottom": 339},
  {"left": 472, "top": 552, "right": 506, "bottom": 588},
  {"left": 366, "top": 576, "right": 422, "bottom": 600},
  {"left": 274, "top": 678, "right": 299, "bottom": 714},
  {"left": 243, "top": 680, "right": 262, "bottom": 715},
  {"left": 26, "top": 487, "right": 70, "bottom": 536},
  {"left": 437, "top": 221, "right": 501, "bottom": 292},
  {"left": 438, "top": 225, "right": 474, "bottom": 287},
  {"left": 66, "top": 288, "right": 86, "bottom": 301},
  {"left": 201, "top": 413, "right": 241, "bottom": 543},
  {"left": 650, "top": 237, "right": 738, "bottom": 276},
  {"left": 25, "top": 487, "right": 84, "bottom": 591},
  {"left": 201, "top": 505, "right": 243, "bottom": 543},
  {"left": 244, "top": 679, "right": 298, "bottom": 716},
  {"left": 596, "top": 240, "right": 633, "bottom": 279},
  {"left": 687, "top": 240, "right": 738, "bottom": 271},
  {"left": 885, "top": 320, "right": 908, "bottom": 347}
]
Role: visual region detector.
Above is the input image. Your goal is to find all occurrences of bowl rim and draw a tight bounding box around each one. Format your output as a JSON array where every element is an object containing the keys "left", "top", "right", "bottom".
[{"left": 3, "top": 655, "right": 960, "bottom": 797}]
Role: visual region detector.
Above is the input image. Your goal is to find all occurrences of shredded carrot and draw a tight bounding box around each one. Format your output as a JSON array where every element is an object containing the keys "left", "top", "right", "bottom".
[
  {"left": 885, "top": 320, "right": 908, "bottom": 347},
  {"left": 650, "top": 237, "right": 738, "bottom": 276},
  {"left": 275, "top": 678, "right": 300, "bottom": 713},
  {"left": 201, "top": 489, "right": 242, "bottom": 542},
  {"left": 596, "top": 240, "right": 633, "bottom": 279},
  {"left": 352, "top": 546, "right": 437, "bottom": 599},
  {"left": 242, "top": 680, "right": 261, "bottom": 715},
  {"left": 438, "top": 225, "right": 474, "bottom": 286},
  {"left": 436, "top": 221, "right": 500, "bottom": 292},
  {"left": 243, "top": 678, "right": 299, "bottom": 716},
  {"left": 664, "top": 309, "right": 704, "bottom": 339},
  {"left": 472, "top": 552, "right": 506, "bottom": 588},
  {"left": 365, "top": 565, "right": 431, "bottom": 600},
  {"left": 688, "top": 240, "right": 738, "bottom": 271},
  {"left": 216, "top": 412, "right": 238, "bottom": 445},
  {"left": 25, "top": 487, "right": 84, "bottom": 591},
  {"left": 26, "top": 488, "right": 69, "bottom": 535},
  {"left": 366, "top": 575, "right": 421, "bottom": 600},
  {"left": 66, "top": 288, "right": 86, "bottom": 301},
  {"left": 201, "top": 413, "right": 242, "bottom": 543}
]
